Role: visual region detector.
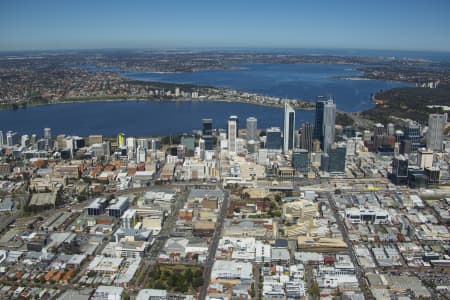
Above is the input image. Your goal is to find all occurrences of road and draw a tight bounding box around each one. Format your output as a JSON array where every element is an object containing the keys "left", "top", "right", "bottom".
[
  {"left": 327, "top": 192, "right": 374, "bottom": 300},
  {"left": 198, "top": 186, "right": 229, "bottom": 300}
]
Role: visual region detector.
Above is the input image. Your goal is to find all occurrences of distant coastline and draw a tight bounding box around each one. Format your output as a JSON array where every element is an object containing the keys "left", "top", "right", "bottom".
[{"left": 0, "top": 95, "right": 317, "bottom": 112}]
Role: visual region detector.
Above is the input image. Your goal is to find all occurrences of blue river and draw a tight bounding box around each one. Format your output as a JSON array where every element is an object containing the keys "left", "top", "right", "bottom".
[
  {"left": 0, "top": 63, "right": 414, "bottom": 136},
  {"left": 0, "top": 101, "right": 315, "bottom": 137},
  {"left": 126, "top": 63, "right": 411, "bottom": 112}
]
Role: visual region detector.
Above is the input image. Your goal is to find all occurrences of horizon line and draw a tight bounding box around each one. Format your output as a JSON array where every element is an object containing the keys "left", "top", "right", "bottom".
[{"left": 1, "top": 46, "right": 450, "bottom": 55}]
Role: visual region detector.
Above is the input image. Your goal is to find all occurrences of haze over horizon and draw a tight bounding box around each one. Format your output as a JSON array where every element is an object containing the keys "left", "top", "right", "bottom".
[{"left": 1, "top": 0, "right": 450, "bottom": 52}]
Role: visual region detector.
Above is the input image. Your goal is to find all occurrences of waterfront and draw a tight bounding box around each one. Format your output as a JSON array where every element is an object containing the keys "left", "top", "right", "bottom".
[{"left": 0, "top": 101, "right": 315, "bottom": 136}]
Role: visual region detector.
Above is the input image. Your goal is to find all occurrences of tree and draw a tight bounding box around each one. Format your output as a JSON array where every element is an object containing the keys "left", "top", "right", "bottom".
[
  {"left": 184, "top": 268, "right": 193, "bottom": 284},
  {"left": 308, "top": 282, "right": 320, "bottom": 300},
  {"left": 192, "top": 272, "right": 204, "bottom": 288}
]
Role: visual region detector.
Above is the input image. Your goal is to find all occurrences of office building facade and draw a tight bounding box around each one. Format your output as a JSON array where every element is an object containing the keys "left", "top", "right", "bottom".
[
  {"left": 266, "top": 127, "right": 282, "bottom": 150},
  {"left": 314, "top": 99, "right": 336, "bottom": 153},
  {"left": 292, "top": 149, "right": 310, "bottom": 173},
  {"left": 426, "top": 113, "right": 447, "bottom": 151},
  {"left": 246, "top": 117, "right": 257, "bottom": 141},
  {"left": 228, "top": 116, "right": 238, "bottom": 154},
  {"left": 300, "top": 122, "right": 314, "bottom": 152},
  {"left": 283, "top": 103, "right": 295, "bottom": 153}
]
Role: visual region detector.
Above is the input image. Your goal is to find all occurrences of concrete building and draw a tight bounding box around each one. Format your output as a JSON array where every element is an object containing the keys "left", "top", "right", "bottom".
[
  {"left": 283, "top": 102, "right": 295, "bottom": 153},
  {"left": 136, "top": 289, "right": 167, "bottom": 300},
  {"left": 404, "top": 122, "right": 421, "bottom": 152},
  {"left": 391, "top": 155, "right": 409, "bottom": 185},
  {"left": 228, "top": 115, "right": 238, "bottom": 154},
  {"left": 418, "top": 148, "right": 434, "bottom": 169},
  {"left": 137, "top": 146, "right": 147, "bottom": 163},
  {"left": 300, "top": 122, "right": 314, "bottom": 152},
  {"left": 246, "top": 116, "right": 257, "bottom": 141},
  {"left": 85, "top": 197, "right": 108, "bottom": 216},
  {"left": 314, "top": 98, "right": 336, "bottom": 153},
  {"left": 121, "top": 209, "right": 137, "bottom": 229},
  {"left": 106, "top": 197, "right": 130, "bottom": 218},
  {"left": 426, "top": 113, "right": 447, "bottom": 151},
  {"left": 266, "top": 127, "right": 282, "bottom": 151},
  {"left": 292, "top": 149, "right": 309, "bottom": 173}
]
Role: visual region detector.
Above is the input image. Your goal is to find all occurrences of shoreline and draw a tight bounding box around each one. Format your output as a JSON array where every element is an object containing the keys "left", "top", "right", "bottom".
[{"left": 0, "top": 96, "right": 317, "bottom": 112}]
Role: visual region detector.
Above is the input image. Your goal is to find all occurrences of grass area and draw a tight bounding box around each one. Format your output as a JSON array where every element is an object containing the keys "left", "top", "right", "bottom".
[
  {"left": 146, "top": 264, "right": 204, "bottom": 293},
  {"left": 362, "top": 86, "right": 450, "bottom": 125}
]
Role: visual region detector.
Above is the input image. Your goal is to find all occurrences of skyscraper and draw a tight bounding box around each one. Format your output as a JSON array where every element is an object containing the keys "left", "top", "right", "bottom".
[
  {"left": 426, "top": 113, "right": 447, "bottom": 151},
  {"left": 404, "top": 122, "right": 421, "bottom": 152},
  {"left": 300, "top": 122, "right": 314, "bottom": 152},
  {"left": 391, "top": 155, "right": 409, "bottom": 185},
  {"left": 246, "top": 117, "right": 257, "bottom": 141},
  {"left": 118, "top": 133, "right": 126, "bottom": 148},
  {"left": 202, "top": 118, "right": 213, "bottom": 151},
  {"left": 228, "top": 116, "right": 238, "bottom": 154},
  {"left": 0, "top": 131, "right": 3, "bottom": 146},
  {"left": 386, "top": 123, "right": 395, "bottom": 136},
  {"left": 266, "top": 127, "right": 282, "bottom": 151},
  {"left": 292, "top": 149, "right": 310, "bottom": 173},
  {"left": 44, "top": 127, "right": 51, "bottom": 140},
  {"left": 202, "top": 118, "right": 213, "bottom": 136},
  {"left": 283, "top": 102, "right": 295, "bottom": 153},
  {"left": 314, "top": 99, "right": 336, "bottom": 153}
]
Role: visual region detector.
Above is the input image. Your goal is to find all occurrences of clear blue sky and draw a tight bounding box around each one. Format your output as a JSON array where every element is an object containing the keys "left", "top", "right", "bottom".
[{"left": 1, "top": 0, "right": 450, "bottom": 51}]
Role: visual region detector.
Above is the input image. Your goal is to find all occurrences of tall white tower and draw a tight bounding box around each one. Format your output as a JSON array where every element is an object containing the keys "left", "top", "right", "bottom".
[{"left": 228, "top": 115, "right": 238, "bottom": 154}]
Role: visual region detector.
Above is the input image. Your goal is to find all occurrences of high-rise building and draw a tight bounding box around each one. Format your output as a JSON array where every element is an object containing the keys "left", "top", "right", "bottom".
[
  {"left": 202, "top": 118, "right": 214, "bottom": 151},
  {"left": 426, "top": 113, "right": 447, "bottom": 151},
  {"left": 199, "top": 138, "right": 205, "bottom": 160},
  {"left": 150, "top": 138, "right": 160, "bottom": 152},
  {"left": 0, "top": 131, "right": 3, "bottom": 146},
  {"left": 247, "top": 140, "right": 257, "bottom": 154},
  {"left": 118, "top": 133, "right": 126, "bottom": 148},
  {"left": 202, "top": 118, "right": 213, "bottom": 136},
  {"left": 21, "top": 135, "right": 30, "bottom": 148},
  {"left": 391, "top": 155, "right": 409, "bottom": 185},
  {"left": 44, "top": 127, "right": 52, "bottom": 149},
  {"left": 44, "top": 127, "right": 51, "bottom": 140},
  {"left": 246, "top": 117, "right": 257, "bottom": 141},
  {"left": 266, "top": 127, "right": 282, "bottom": 150},
  {"left": 292, "top": 149, "right": 310, "bottom": 173},
  {"left": 314, "top": 99, "right": 336, "bottom": 153},
  {"left": 373, "top": 123, "right": 385, "bottom": 136},
  {"left": 137, "top": 138, "right": 149, "bottom": 149},
  {"left": 228, "top": 116, "right": 238, "bottom": 154},
  {"left": 300, "top": 122, "right": 314, "bottom": 152},
  {"left": 126, "top": 137, "right": 136, "bottom": 159},
  {"left": 72, "top": 136, "right": 85, "bottom": 150},
  {"left": 387, "top": 123, "right": 395, "bottom": 136},
  {"left": 6, "top": 131, "right": 16, "bottom": 147},
  {"left": 404, "top": 122, "right": 421, "bottom": 152},
  {"left": 327, "top": 145, "right": 346, "bottom": 173},
  {"left": 312, "top": 139, "right": 321, "bottom": 153},
  {"left": 417, "top": 148, "right": 433, "bottom": 169},
  {"left": 181, "top": 135, "right": 195, "bottom": 157},
  {"left": 283, "top": 103, "right": 295, "bottom": 153},
  {"left": 136, "top": 146, "right": 147, "bottom": 163},
  {"left": 343, "top": 126, "right": 356, "bottom": 138},
  {"left": 31, "top": 134, "right": 37, "bottom": 146}
]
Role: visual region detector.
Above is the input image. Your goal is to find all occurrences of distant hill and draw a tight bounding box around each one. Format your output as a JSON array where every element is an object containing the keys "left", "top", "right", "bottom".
[{"left": 361, "top": 86, "right": 450, "bottom": 125}]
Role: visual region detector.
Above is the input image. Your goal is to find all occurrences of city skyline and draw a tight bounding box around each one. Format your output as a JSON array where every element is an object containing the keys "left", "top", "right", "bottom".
[{"left": 1, "top": 0, "right": 450, "bottom": 52}]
